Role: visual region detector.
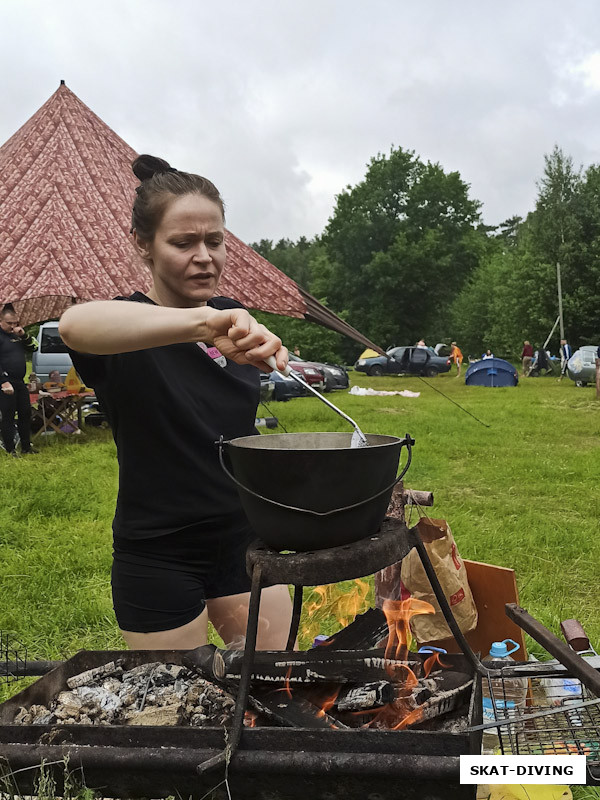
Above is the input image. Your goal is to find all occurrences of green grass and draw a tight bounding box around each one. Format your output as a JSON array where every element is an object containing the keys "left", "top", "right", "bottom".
[
  {"left": 0, "top": 373, "right": 599, "bottom": 796},
  {"left": 1, "top": 371, "right": 599, "bottom": 678}
]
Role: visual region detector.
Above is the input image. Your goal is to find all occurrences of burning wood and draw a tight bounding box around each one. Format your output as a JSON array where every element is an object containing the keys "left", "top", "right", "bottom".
[{"left": 185, "top": 644, "right": 424, "bottom": 685}]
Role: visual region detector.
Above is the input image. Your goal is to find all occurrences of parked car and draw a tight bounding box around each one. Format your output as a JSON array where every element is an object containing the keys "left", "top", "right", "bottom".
[
  {"left": 288, "top": 354, "right": 349, "bottom": 391},
  {"left": 260, "top": 373, "right": 275, "bottom": 402},
  {"left": 260, "top": 371, "right": 307, "bottom": 401},
  {"left": 354, "top": 346, "right": 451, "bottom": 377},
  {"left": 567, "top": 345, "right": 599, "bottom": 386},
  {"left": 32, "top": 321, "right": 73, "bottom": 382},
  {"left": 285, "top": 358, "right": 325, "bottom": 391}
]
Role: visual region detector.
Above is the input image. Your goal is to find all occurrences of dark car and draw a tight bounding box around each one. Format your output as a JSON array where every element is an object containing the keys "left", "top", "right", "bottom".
[
  {"left": 288, "top": 354, "right": 349, "bottom": 392},
  {"left": 259, "top": 372, "right": 275, "bottom": 402},
  {"left": 261, "top": 371, "right": 308, "bottom": 401},
  {"left": 286, "top": 358, "right": 326, "bottom": 391},
  {"left": 354, "top": 346, "right": 451, "bottom": 377}
]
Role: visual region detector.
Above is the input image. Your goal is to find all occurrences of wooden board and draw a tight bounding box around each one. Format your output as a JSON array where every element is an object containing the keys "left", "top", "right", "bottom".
[{"left": 417, "top": 559, "right": 527, "bottom": 659}]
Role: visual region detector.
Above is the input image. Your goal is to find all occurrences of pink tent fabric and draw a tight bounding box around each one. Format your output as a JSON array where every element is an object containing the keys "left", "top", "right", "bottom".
[
  {"left": 0, "top": 83, "right": 382, "bottom": 352},
  {"left": 0, "top": 83, "right": 306, "bottom": 325}
]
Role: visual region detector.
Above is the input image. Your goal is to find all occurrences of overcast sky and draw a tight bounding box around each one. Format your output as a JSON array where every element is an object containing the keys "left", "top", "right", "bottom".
[{"left": 3, "top": 0, "right": 600, "bottom": 243}]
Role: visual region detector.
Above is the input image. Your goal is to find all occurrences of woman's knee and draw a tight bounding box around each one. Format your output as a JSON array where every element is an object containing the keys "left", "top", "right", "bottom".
[{"left": 120, "top": 610, "right": 208, "bottom": 650}]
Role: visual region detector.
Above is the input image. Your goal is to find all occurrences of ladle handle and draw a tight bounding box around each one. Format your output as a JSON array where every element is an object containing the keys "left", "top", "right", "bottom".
[
  {"left": 265, "top": 355, "right": 292, "bottom": 377},
  {"left": 265, "top": 356, "right": 366, "bottom": 440}
]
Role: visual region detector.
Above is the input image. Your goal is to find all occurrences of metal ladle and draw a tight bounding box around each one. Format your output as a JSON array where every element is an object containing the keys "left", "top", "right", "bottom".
[{"left": 265, "top": 355, "right": 368, "bottom": 448}]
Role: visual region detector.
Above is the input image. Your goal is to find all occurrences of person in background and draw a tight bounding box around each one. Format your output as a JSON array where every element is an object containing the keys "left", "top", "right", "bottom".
[
  {"left": 559, "top": 339, "right": 572, "bottom": 381},
  {"left": 43, "top": 369, "right": 66, "bottom": 392},
  {"left": 482, "top": 349, "right": 494, "bottom": 359},
  {"left": 0, "top": 307, "right": 38, "bottom": 456},
  {"left": 59, "top": 154, "right": 292, "bottom": 653},
  {"left": 416, "top": 339, "right": 426, "bottom": 348},
  {"left": 521, "top": 340, "right": 534, "bottom": 376},
  {"left": 27, "top": 373, "right": 43, "bottom": 393},
  {"left": 450, "top": 341, "right": 463, "bottom": 377},
  {"left": 293, "top": 346, "right": 301, "bottom": 357},
  {"left": 596, "top": 345, "right": 600, "bottom": 400}
]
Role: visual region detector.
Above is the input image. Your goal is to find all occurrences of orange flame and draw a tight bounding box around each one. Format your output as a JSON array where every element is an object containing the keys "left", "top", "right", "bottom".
[
  {"left": 300, "top": 579, "right": 372, "bottom": 645},
  {"left": 357, "top": 597, "right": 436, "bottom": 730},
  {"left": 382, "top": 597, "right": 435, "bottom": 663},
  {"left": 244, "top": 710, "right": 257, "bottom": 728},
  {"left": 306, "top": 585, "right": 328, "bottom": 616},
  {"left": 315, "top": 686, "right": 340, "bottom": 721},
  {"left": 422, "top": 651, "right": 451, "bottom": 676}
]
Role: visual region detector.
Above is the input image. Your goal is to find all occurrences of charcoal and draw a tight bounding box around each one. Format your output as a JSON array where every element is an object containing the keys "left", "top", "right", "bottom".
[
  {"left": 66, "top": 660, "right": 124, "bottom": 688},
  {"left": 335, "top": 682, "right": 395, "bottom": 711},
  {"left": 12, "top": 662, "right": 236, "bottom": 729}
]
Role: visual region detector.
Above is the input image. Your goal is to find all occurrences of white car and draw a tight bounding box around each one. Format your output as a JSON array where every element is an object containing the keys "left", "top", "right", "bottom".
[
  {"left": 31, "top": 321, "right": 73, "bottom": 382},
  {"left": 567, "top": 346, "right": 599, "bottom": 386}
]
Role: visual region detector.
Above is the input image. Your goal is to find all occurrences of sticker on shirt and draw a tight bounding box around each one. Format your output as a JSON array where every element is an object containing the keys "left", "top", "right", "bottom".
[{"left": 197, "top": 342, "right": 227, "bottom": 368}]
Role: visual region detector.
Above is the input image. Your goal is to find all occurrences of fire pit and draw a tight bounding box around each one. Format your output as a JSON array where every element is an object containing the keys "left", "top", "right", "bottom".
[
  {"left": 0, "top": 515, "right": 484, "bottom": 799},
  {"left": 0, "top": 646, "right": 481, "bottom": 799}
]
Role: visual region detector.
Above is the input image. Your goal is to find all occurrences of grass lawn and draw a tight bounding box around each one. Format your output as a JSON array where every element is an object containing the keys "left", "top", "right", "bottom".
[
  {"left": 0, "top": 370, "right": 598, "bottom": 796},
  {"left": 1, "top": 369, "right": 598, "bottom": 665}
]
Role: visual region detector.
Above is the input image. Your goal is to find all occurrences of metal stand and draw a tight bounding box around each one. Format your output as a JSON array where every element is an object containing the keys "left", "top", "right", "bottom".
[{"left": 198, "top": 517, "right": 486, "bottom": 775}]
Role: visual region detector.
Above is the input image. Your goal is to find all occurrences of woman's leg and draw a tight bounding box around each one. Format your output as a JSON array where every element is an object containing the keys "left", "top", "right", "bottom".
[
  {"left": 207, "top": 584, "right": 293, "bottom": 650},
  {"left": 120, "top": 609, "right": 208, "bottom": 650}
]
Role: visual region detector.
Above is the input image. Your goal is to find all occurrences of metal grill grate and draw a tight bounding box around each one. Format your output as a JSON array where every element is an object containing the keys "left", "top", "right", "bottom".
[
  {"left": 0, "top": 632, "right": 27, "bottom": 684},
  {"left": 490, "top": 671, "right": 600, "bottom": 765}
]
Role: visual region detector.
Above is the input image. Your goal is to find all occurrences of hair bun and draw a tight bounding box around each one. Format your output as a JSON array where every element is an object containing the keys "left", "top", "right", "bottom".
[{"left": 132, "top": 154, "right": 176, "bottom": 182}]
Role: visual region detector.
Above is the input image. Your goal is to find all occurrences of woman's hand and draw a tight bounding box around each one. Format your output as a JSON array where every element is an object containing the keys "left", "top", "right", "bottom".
[{"left": 205, "top": 307, "right": 288, "bottom": 372}]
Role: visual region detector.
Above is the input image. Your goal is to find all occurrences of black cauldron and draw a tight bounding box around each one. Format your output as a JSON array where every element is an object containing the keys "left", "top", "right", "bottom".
[{"left": 219, "top": 432, "right": 413, "bottom": 552}]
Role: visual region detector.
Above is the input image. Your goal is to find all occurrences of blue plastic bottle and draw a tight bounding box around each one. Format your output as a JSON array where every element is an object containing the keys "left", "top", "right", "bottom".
[{"left": 481, "top": 639, "right": 528, "bottom": 753}]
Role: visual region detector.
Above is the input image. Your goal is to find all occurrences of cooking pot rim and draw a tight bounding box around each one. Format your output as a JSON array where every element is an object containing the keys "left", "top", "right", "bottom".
[{"left": 228, "top": 432, "right": 402, "bottom": 451}]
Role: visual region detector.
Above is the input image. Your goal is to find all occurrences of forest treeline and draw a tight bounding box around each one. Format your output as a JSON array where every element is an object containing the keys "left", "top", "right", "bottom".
[{"left": 251, "top": 145, "right": 599, "bottom": 365}]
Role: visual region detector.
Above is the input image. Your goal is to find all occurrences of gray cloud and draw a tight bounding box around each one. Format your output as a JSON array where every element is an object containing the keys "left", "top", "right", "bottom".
[{"left": 3, "top": 0, "right": 600, "bottom": 241}]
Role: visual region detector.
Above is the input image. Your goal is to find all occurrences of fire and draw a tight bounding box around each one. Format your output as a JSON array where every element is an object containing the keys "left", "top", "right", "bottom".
[
  {"left": 382, "top": 597, "right": 435, "bottom": 663},
  {"left": 359, "top": 597, "right": 437, "bottom": 730},
  {"left": 273, "top": 666, "right": 293, "bottom": 699},
  {"left": 423, "top": 651, "right": 450, "bottom": 677},
  {"left": 244, "top": 710, "right": 257, "bottom": 727},
  {"left": 301, "top": 579, "right": 372, "bottom": 644},
  {"left": 315, "top": 686, "right": 340, "bottom": 720}
]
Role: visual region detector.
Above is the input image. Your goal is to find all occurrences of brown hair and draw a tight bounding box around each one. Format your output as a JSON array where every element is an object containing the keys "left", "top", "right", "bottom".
[{"left": 131, "top": 154, "right": 225, "bottom": 241}]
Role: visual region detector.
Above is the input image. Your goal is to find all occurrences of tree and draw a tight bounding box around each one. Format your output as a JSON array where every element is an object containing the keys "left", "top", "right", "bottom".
[{"left": 320, "top": 147, "right": 484, "bottom": 348}]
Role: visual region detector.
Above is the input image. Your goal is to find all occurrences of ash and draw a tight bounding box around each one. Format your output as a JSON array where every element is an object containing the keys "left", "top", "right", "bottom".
[{"left": 13, "top": 662, "right": 235, "bottom": 728}]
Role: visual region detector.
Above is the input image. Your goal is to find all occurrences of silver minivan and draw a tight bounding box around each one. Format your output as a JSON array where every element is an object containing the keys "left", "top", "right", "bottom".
[{"left": 31, "top": 321, "right": 73, "bottom": 382}]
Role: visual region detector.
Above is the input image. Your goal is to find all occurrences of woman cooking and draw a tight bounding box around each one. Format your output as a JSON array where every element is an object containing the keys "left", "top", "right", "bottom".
[{"left": 59, "top": 155, "right": 292, "bottom": 652}]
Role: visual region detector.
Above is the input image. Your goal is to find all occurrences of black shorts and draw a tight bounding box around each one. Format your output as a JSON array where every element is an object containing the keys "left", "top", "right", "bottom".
[{"left": 111, "top": 521, "right": 255, "bottom": 633}]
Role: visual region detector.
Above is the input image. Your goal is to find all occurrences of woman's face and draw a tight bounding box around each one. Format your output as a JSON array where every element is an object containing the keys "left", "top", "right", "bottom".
[{"left": 136, "top": 193, "right": 226, "bottom": 307}]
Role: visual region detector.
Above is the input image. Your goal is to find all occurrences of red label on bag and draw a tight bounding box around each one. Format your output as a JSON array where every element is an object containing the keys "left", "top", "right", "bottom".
[
  {"left": 450, "top": 587, "right": 465, "bottom": 606},
  {"left": 451, "top": 542, "right": 462, "bottom": 571}
]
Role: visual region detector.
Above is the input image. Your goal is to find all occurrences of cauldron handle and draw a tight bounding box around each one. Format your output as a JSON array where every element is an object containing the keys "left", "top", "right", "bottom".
[{"left": 217, "top": 434, "right": 414, "bottom": 517}]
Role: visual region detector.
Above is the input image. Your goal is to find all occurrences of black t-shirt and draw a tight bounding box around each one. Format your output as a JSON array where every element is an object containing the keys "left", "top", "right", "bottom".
[
  {"left": 0, "top": 328, "right": 30, "bottom": 380},
  {"left": 70, "top": 292, "right": 260, "bottom": 540}
]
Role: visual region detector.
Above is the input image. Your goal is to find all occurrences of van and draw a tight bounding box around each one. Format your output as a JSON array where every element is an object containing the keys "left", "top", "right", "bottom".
[{"left": 31, "top": 321, "right": 73, "bottom": 383}]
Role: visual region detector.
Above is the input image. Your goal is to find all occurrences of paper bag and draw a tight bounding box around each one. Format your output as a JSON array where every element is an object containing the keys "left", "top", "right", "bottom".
[{"left": 400, "top": 517, "right": 478, "bottom": 642}]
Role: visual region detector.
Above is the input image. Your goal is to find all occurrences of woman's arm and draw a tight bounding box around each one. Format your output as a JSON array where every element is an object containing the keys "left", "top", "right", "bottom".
[{"left": 59, "top": 301, "right": 288, "bottom": 370}]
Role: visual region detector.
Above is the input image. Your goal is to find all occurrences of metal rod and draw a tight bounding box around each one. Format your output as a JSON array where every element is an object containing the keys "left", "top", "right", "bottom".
[
  {"left": 265, "top": 355, "right": 367, "bottom": 445},
  {"left": 468, "top": 696, "right": 600, "bottom": 732},
  {"left": 197, "top": 563, "right": 264, "bottom": 775},
  {"left": 0, "top": 660, "right": 62, "bottom": 676},
  {"left": 286, "top": 585, "right": 303, "bottom": 650},
  {"left": 411, "top": 527, "right": 486, "bottom": 676},
  {"left": 0, "top": 743, "right": 461, "bottom": 778},
  {"left": 505, "top": 603, "right": 600, "bottom": 697}
]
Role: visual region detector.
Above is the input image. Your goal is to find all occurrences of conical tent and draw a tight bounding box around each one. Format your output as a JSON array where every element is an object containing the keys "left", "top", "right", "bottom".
[{"left": 0, "top": 82, "right": 381, "bottom": 352}]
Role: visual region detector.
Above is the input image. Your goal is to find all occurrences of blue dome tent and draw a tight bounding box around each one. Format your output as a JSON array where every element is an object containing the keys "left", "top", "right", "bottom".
[{"left": 465, "top": 358, "right": 518, "bottom": 387}]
